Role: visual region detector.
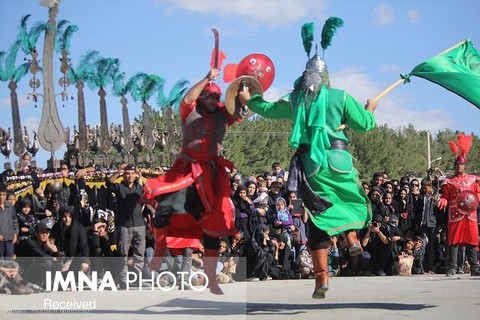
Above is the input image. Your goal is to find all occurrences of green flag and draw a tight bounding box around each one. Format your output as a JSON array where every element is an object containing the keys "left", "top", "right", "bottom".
[{"left": 407, "top": 40, "right": 480, "bottom": 109}]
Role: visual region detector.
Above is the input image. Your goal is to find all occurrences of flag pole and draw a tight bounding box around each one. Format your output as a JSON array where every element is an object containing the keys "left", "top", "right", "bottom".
[
  {"left": 336, "top": 39, "right": 468, "bottom": 131},
  {"left": 374, "top": 39, "right": 467, "bottom": 101}
]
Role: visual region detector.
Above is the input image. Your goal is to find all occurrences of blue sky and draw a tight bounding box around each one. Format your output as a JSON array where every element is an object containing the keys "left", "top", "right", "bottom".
[{"left": 1, "top": 0, "right": 479, "bottom": 167}]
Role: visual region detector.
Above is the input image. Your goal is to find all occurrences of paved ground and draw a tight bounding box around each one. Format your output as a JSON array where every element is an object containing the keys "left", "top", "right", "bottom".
[{"left": 1, "top": 273, "right": 479, "bottom": 320}]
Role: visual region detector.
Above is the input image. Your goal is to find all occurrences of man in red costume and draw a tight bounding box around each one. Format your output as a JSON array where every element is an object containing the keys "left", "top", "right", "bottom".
[
  {"left": 436, "top": 134, "right": 480, "bottom": 276},
  {"left": 143, "top": 68, "right": 237, "bottom": 294}
]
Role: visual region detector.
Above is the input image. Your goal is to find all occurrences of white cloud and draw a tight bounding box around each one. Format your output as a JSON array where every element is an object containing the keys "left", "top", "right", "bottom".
[
  {"left": 331, "top": 68, "right": 452, "bottom": 132},
  {"left": 372, "top": 4, "right": 395, "bottom": 27},
  {"left": 160, "top": 0, "right": 327, "bottom": 28},
  {"left": 407, "top": 9, "right": 421, "bottom": 23},
  {"left": 1, "top": 94, "right": 32, "bottom": 108}
]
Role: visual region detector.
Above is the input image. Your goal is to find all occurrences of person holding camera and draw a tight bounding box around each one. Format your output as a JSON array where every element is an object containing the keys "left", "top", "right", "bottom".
[{"left": 360, "top": 215, "right": 390, "bottom": 276}]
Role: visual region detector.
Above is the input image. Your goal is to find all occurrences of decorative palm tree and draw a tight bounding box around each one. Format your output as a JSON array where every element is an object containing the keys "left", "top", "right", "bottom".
[
  {"left": 84, "top": 54, "right": 120, "bottom": 155},
  {"left": 156, "top": 79, "right": 190, "bottom": 165},
  {"left": 112, "top": 71, "right": 135, "bottom": 160},
  {"left": 0, "top": 41, "right": 29, "bottom": 160},
  {"left": 129, "top": 72, "right": 165, "bottom": 164},
  {"left": 54, "top": 19, "right": 78, "bottom": 105},
  {"left": 67, "top": 50, "right": 97, "bottom": 158}
]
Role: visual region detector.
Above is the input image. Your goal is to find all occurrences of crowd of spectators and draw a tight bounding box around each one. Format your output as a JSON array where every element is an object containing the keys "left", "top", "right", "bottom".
[{"left": 0, "top": 157, "right": 479, "bottom": 294}]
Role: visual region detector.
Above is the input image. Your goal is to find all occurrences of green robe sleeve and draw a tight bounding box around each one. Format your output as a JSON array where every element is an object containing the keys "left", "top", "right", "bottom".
[
  {"left": 247, "top": 94, "right": 293, "bottom": 120},
  {"left": 343, "top": 93, "right": 376, "bottom": 132}
]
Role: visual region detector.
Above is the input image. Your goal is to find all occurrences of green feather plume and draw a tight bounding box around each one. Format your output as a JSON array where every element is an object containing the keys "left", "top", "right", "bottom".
[
  {"left": 0, "top": 51, "right": 7, "bottom": 81},
  {"left": 55, "top": 20, "right": 79, "bottom": 53},
  {"left": 5, "top": 40, "right": 21, "bottom": 79},
  {"left": 320, "top": 17, "right": 344, "bottom": 51},
  {"left": 112, "top": 71, "right": 127, "bottom": 96},
  {"left": 12, "top": 62, "right": 30, "bottom": 82},
  {"left": 156, "top": 79, "right": 190, "bottom": 112},
  {"left": 129, "top": 73, "right": 165, "bottom": 103},
  {"left": 301, "top": 22, "right": 314, "bottom": 57},
  {"left": 18, "top": 15, "right": 48, "bottom": 54}
]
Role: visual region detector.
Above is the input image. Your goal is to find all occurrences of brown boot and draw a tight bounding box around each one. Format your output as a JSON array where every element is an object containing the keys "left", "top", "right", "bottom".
[
  {"left": 311, "top": 248, "right": 329, "bottom": 299},
  {"left": 346, "top": 230, "right": 363, "bottom": 256}
]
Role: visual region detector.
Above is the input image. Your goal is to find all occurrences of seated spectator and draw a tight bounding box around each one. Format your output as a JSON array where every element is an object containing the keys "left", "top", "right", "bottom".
[
  {"left": 15, "top": 222, "right": 64, "bottom": 287},
  {"left": 50, "top": 206, "right": 90, "bottom": 274},
  {"left": 0, "top": 259, "right": 35, "bottom": 295},
  {"left": 271, "top": 233, "right": 294, "bottom": 279},
  {"left": 328, "top": 236, "right": 340, "bottom": 277},
  {"left": 296, "top": 249, "right": 314, "bottom": 279},
  {"left": 360, "top": 214, "right": 391, "bottom": 276},
  {"left": 216, "top": 238, "right": 237, "bottom": 284},
  {"left": 411, "top": 235, "right": 425, "bottom": 274},
  {"left": 245, "top": 224, "right": 276, "bottom": 281},
  {"left": 87, "top": 209, "right": 122, "bottom": 284}
]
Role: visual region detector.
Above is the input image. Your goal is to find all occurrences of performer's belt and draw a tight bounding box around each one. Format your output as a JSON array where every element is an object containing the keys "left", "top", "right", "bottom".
[
  {"left": 329, "top": 139, "right": 348, "bottom": 150},
  {"left": 297, "top": 140, "right": 348, "bottom": 152}
]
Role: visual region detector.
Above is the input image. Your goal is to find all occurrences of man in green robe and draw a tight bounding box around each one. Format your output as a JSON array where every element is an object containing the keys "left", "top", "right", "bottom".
[{"left": 238, "top": 53, "right": 378, "bottom": 299}]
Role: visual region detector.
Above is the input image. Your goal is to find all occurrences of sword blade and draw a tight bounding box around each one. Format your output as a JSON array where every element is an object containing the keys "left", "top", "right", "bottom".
[{"left": 211, "top": 28, "right": 219, "bottom": 69}]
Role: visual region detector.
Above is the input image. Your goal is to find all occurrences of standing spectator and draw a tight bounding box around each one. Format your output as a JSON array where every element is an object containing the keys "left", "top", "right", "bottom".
[
  {"left": 415, "top": 177, "right": 440, "bottom": 273},
  {"left": 0, "top": 184, "right": 18, "bottom": 259},
  {"left": 271, "top": 161, "right": 285, "bottom": 181},
  {"left": 396, "top": 187, "right": 414, "bottom": 233},
  {"left": 436, "top": 134, "right": 480, "bottom": 277},
  {"left": 232, "top": 185, "right": 258, "bottom": 243},
  {"left": 107, "top": 163, "right": 146, "bottom": 286}
]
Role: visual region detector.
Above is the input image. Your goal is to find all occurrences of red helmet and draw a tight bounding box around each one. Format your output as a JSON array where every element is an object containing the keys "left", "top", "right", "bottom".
[
  {"left": 201, "top": 82, "right": 222, "bottom": 96},
  {"left": 456, "top": 190, "right": 479, "bottom": 215}
]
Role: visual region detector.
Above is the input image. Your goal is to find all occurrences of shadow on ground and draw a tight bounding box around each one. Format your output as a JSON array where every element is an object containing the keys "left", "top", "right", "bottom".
[{"left": 86, "top": 298, "right": 436, "bottom": 316}]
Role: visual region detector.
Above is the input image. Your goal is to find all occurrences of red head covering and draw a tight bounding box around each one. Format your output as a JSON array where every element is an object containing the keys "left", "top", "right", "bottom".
[{"left": 201, "top": 82, "right": 222, "bottom": 96}]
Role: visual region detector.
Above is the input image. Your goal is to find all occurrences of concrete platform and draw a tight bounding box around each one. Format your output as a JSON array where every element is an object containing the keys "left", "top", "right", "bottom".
[{"left": 1, "top": 274, "right": 479, "bottom": 320}]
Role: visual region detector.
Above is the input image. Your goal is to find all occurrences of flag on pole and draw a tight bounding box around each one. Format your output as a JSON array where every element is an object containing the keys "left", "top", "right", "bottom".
[{"left": 406, "top": 40, "right": 480, "bottom": 109}]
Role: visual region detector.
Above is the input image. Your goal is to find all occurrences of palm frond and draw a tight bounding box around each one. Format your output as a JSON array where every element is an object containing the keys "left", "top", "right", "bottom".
[
  {"left": 169, "top": 79, "right": 190, "bottom": 112},
  {"left": 113, "top": 71, "right": 127, "bottom": 96},
  {"left": 5, "top": 40, "right": 21, "bottom": 79},
  {"left": 12, "top": 62, "right": 30, "bottom": 82},
  {"left": 55, "top": 23, "right": 78, "bottom": 53},
  {"left": 0, "top": 51, "right": 8, "bottom": 81},
  {"left": 140, "top": 74, "right": 165, "bottom": 102},
  {"left": 27, "top": 21, "right": 49, "bottom": 52},
  {"left": 128, "top": 72, "right": 147, "bottom": 102}
]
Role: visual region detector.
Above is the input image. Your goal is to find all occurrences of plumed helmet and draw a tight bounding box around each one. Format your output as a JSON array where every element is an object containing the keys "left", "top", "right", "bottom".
[
  {"left": 456, "top": 190, "right": 479, "bottom": 215},
  {"left": 303, "top": 53, "right": 330, "bottom": 90},
  {"left": 299, "top": 17, "right": 343, "bottom": 92}
]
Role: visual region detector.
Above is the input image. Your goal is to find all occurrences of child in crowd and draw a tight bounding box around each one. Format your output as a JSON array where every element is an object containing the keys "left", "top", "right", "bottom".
[
  {"left": 411, "top": 236, "right": 425, "bottom": 274},
  {"left": 16, "top": 199, "right": 37, "bottom": 241},
  {"left": 272, "top": 197, "right": 294, "bottom": 245}
]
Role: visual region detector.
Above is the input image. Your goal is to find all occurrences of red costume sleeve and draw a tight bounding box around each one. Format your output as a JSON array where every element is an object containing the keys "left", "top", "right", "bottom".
[{"left": 180, "top": 100, "right": 196, "bottom": 121}]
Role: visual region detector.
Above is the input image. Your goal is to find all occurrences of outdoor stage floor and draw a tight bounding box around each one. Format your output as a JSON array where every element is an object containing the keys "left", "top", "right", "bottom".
[{"left": 1, "top": 273, "right": 479, "bottom": 320}]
